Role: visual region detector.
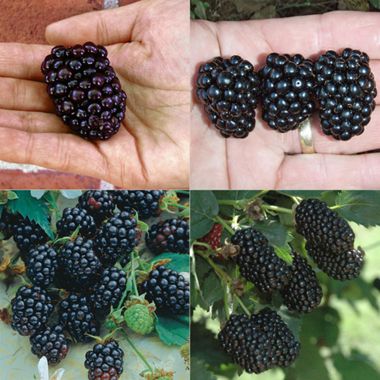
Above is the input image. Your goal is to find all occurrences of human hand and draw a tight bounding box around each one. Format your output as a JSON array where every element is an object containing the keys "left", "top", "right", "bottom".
[
  {"left": 0, "top": 0, "right": 189, "bottom": 189},
  {"left": 191, "top": 11, "right": 380, "bottom": 189}
]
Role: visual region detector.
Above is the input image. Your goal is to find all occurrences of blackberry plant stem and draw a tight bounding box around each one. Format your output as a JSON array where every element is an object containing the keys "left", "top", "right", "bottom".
[
  {"left": 122, "top": 330, "right": 153, "bottom": 372},
  {"left": 262, "top": 205, "right": 293, "bottom": 215}
]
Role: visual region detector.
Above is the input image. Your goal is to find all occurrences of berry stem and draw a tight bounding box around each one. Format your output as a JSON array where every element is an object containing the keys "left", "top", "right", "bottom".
[
  {"left": 215, "top": 216, "right": 234, "bottom": 235},
  {"left": 234, "top": 294, "right": 251, "bottom": 317},
  {"left": 262, "top": 205, "right": 293, "bottom": 215}
]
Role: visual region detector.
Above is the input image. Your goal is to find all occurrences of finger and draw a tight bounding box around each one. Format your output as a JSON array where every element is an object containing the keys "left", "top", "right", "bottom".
[{"left": 0, "top": 109, "right": 69, "bottom": 133}]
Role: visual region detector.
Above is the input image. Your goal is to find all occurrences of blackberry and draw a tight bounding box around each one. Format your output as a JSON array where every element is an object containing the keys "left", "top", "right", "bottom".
[
  {"left": 41, "top": 42, "right": 127, "bottom": 140},
  {"left": 59, "top": 294, "right": 99, "bottom": 343},
  {"left": 30, "top": 324, "right": 69, "bottom": 365},
  {"left": 197, "top": 223, "right": 222, "bottom": 251},
  {"left": 85, "top": 339, "right": 124, "bottom": 380},
  {"left": 231, "top": 228, "right": 290, "bottom": 293},
  {"left": 295, "top": 198, "right": 355, "bottom": 252},
  {"left": 115, "top": 190, "right": 165, "bottom": 219},
  {"left": 218, "top": 308, "right": 300, "bottom": 374},
  {"left": 140, "top": 265, "right": 189, "bottom": 315},
  {"left": 57, "top": 207, "right": 96, "bottom": 238},
  {"left": 12, "top": 217, "right": 49, "bottom": 252},
  {"left": 314, "top": 48, "right": 377, "bottom": 140},
  {"left": 94, "top": 209, "right": 139, "bottom": 266},
  {"left": 196, "top": 55, "right": 260, "bottom": 138},
  {"left": 26, "top": 244, "right": 58, "bottom": 287},
  {"left": 0, "top": 208, "right": 18, "bottom": 240},
  {"left": 260, "top": 53, "right": 315, "bottom": 132},
  {"left": 90, "top": 267, "right": 127, "bottom": 311},
  {"left": 146, "top": 218, "right": 189, "bottom": 255},
  {"left": 306, "top": 242, "right": 364, "bottom": 280},
  {"left": 11, "top": 285, "right": 54, "bottom": 336},
  {"left": 77, "top": 190, "right": 115, "bottom": 225},
  {"left": 58, "top": 237, "right": 102, "bottom": 290},
  {"left": 280, "top": 253, "right": 322, "bottom": 313}
]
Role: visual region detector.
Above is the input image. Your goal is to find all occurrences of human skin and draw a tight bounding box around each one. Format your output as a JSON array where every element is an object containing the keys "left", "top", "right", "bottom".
[
  {"left": 0, "top": 0, "right": 190, "bottom": 189},
  {"left": 191, "top": 11, "right": 380, "bottom": 190}
]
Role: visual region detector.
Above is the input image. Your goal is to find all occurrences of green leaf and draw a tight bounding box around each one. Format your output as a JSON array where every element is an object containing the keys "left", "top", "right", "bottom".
[
  {"left": 254, "top": 219, "right": 292, "bottom": 246},
  {"left": 274, "top": 245, "right": 293, "bottom": 265},
  {"left": 137, "top": 220, "right": 149, "bottom": 233},
  {"left": 151, "top": 252, "right": 189, "bottom": 273},
  {"left": 202, "top": 271, "right": 224, "bottom": 306},
  {"left": 369, "top": 0, "right": 380, "bottom": 9},
  {"left": 190, "top": 358, "right": 217, "bottom": 380},
  {"left": 155, "top": 313, "right": 189, "bottom": 346}
]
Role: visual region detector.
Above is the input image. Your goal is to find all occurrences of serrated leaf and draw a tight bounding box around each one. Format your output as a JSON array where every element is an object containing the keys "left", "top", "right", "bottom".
[
  {"left": 155, "top": 314, "right": 189, "bottom": 346},
  {"left": 254, "top": 219, "right": 292, "bottom": 246},
  {"left": 151, "top": 253, "right": 189, "bottom": 273},
  {"left": 274, "top": 245, "right": 293, "bottom": 265},
  {"left": 202, "top": 271, "right": 224, "bottom": 306}
]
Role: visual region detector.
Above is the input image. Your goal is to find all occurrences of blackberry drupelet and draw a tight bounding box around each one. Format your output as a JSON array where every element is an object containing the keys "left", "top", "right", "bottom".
[
  {"left": 0, "top": 208, "right": 18, "bottom": 240},
  {"left": 12, "top": 217, "right": 49, "bottom": 252},
  {"left": 295, "top": 198, "right": 355, "bottom": 252},
  {"left": 57, "top": 207, "right": 96, "bottom": 238},
  {"left": 11, "top": 285, "right": 54, "bottom": 336},
  {"left": 314, "top": 48, "right": 377, "bottom": 140},
  {"left": 85, "top": 339, "right": 124, "bottom": 380},
  {"left": 218, "top": 308, "right": 300, "bottom": 374},
  {"left": 146, "top": 218, "right": 189, "bottom": 255},
  {"left": 140, "top": 265, "right": 189, "bottom": 315},
  {"left": 196, "top": 55, "right": 260, "bottom": 138},
  {"left": 260, "top": 53, "right": 315, "bottom": 132},
  {"left": 77, "top": 190, "right": 115, "bottom": 225},
  {"left": 115, "top": 190, "right": 165, "bottom": 219},
  {"left": 26, "top": 244, "right": 58, "bottom": 287},
  {"left": 280, "top": 253, "right": 322, "bottom": 313},
  {"left": 231, "top": 228, "right": 290, "bottom": 293},
  {"left": 90, "top": 267, "right": 127, "bottom": 311},
  {"left": 30, "top": 324, "right": 69, "bottom": 365},
  {"left": 94, "top": 209, "right": 139, "bottom": 266},
  {"left": 59, "top": 294, "right": 99, "bottom": 343},
  {"left": 41, "top": 42, "right": 127, "bottom": 140}
]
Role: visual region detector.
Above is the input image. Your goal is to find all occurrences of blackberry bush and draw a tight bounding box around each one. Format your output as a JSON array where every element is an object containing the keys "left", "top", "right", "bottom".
[
  {"left": 77, "top": 190, "right": 115, "bottom": 225},
  {"left": 56, "top": 207, "right": 96, "bottom": 238}
]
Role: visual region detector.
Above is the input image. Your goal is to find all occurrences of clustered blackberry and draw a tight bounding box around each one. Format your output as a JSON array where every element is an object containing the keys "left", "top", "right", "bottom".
[
  {"left": 218, "top": 308, "right": 300, "bottom": 374},
  {"left": 77, "top": 190, "right": 115, "bottom": 225},
  {"left": 12, "top": 217, "right": 49, "bottom": 252},
  {"left": 231, "top": 228, "right": 290, "bottom": 293},
  {"left": 57, "top": 207, "right": 96, "bottom": 238},
  {"left": 315, "top": 48, "right": 376, "bottom": 140},
  {"left": 140, "top": 265, "right": 189, "bottom": 315},
  {"left": 146, "top": 218, "right": 189, "bottom": 255},
  {"left": 260, "top": 53, "right": 315, "bottom": 132},
  {"left": 41, "top": 42, "right": 127, "bottom": 140},
  {"left": 196, "top": 55, "right": 261, "bottom": 138}
]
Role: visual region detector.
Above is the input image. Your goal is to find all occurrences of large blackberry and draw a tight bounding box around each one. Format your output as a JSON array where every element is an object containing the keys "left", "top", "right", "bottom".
[
  {"left": 260, "top": 53, "right": 315, "bottom": 132},
  {"left": 295, "top": 198, "right": 355, "bottom": 252},
  {"left": 11, "top": 285, "right": 54, "bottom": 336},
  {"left": 58, "top": 237, "right": 102, "bottom": 290},
  {"left": 314, "top": 48, "right": 377, "bottom": 140},
  {"left": 90, "top": 267, "right": 127, "bottom": 311},
  {"left": 85, "top": 339, "right": 124, "bottom": 380},
  {"left": 0, "top": 208, "right": 18, "bottom": 240},
  {"left": 146, "top": 218, "right": 189, "bottom": 255},
  {"left": 30, "top": 324, "right": 69, "bottom": 365},
  {"left": 218, "top": 308, "right": 300, "bottom": 374},
  {"left": 115, "top": 190, "right": 165, "bottom": 219},
  {"left": 306, "top": 242, "right": 364, "bottom": 280},
  {"left": 57, "top": 207, "right": 96, "bottom": 238},
  {"left": 231, "top": 228, "right": 290, "bottom": 293},
  {"left": 41, "top": 42, "right": 127, "bottom": 140},
  {"left": 77, "top": 190, "right": 115, "bottom": 225},
  {"left": 26, "top": 244, "right": 58, "bottom": 287},
  {"left": 59, "top": 294, "right": 99, "bottom": 343},
  {"left": 196, "top": 55, "right": 260, "bottom": 138},
  {"left": 12, "top": 217, "right": 49, "bottom": 252},
  {"left": 94, "top": 209, "right": 139, "bottom": 266},
  {"left": 140, "top": 265, "right": 189, "bottom": 315},
  {"left": 280, "top": 253, "right": 322, "bottom": 313}
]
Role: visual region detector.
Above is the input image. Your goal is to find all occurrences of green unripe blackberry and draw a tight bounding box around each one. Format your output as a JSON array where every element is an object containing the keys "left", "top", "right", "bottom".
[{"left": 124, "top": 303, "right": 155, "bottom": 335}]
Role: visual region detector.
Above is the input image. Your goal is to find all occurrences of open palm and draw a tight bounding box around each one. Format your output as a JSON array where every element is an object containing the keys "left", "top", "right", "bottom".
[
  {"left": 0, "top": 0, "right": 189, "bottom": 189},
  {"left": 191, "top": 11, "right": 380, "bottom": 189}
]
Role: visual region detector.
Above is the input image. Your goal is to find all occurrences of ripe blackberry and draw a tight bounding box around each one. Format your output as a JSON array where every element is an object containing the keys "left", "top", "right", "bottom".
[
  {"left": 115, "top": 190, "right": 165, "bottom": 219},
  {"left": 218, "top": 308, "right": 300, "bottom": 374},
  {"left": 94, "top": 209, "right": 139, "bottom": 266},
  {"left": 30, "top": 324, "right": 69, "bottom": 365},
  {"left": 295, "top": 198, "right": 355, "bottom": 252},
  {"left": 196, "top": 55, "right": 260, "bottom": 138},
  {"left": 146, "top": 218, "right": 189, "bottom": 255},
  {"left": 0, "top": 208, "right": 18, "bottom": 240},
  {"left": 280, "top": 253, "right": 322, "bottom": 313},
  {"left": 57, "top": 207, "right": 96, "bottom": 238},
  {"left": 85, "top": 339, "right": 124, "bottom": 380},
  {"left": 58, "top": 237, "right": 102, "bottom": 291},
  {"left": 140, "top": 265, "right": 190, "bottom": 314},
  {"left": 260, "top": 53, "right": 315, "bottom": 132},
  {"left": 12, "top": 217, "right": 49, "bottom": 252},
  {"left": 197, "top": 223, "right": 222, "bottom": 250},
  {"left": 41, "top": 42, "right": 127, "bottom": 140},
  {"left": 231, "top": 228, "right": 290, "bottom": 293},
  {"left": 59, "top": 294, "right": 99, "bottom": 343},
  {"left": 90, "top": 267, "right": 127, "bottom": 311},
  {"left": 77, "top": 190, "right": 115, "bottom": 225},
  {"left": 11, "top": 285, "right": 54, "bottom": 336},
  {"left": 306, "top": 242, "right": 364, "bottom": 280},
  {"left": 314, "top": 48, "right": 377, "bottom": 140},
  {"left": 26, "top": 244, "right": 58, "bottom": 287}
]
